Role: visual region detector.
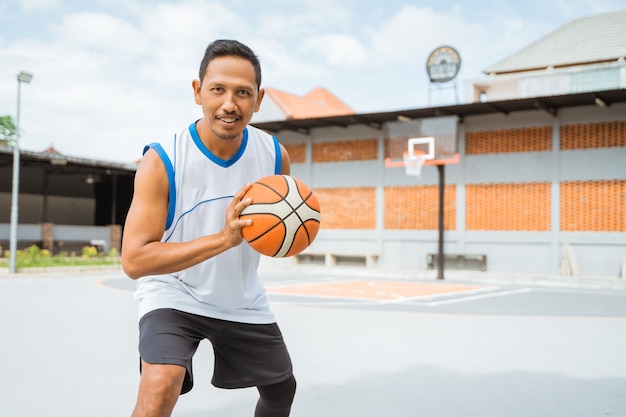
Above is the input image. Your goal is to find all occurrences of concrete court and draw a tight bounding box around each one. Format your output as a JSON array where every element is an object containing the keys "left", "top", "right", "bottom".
[{"left": 0, "top": 263, "right": 625, "bottom": 417}]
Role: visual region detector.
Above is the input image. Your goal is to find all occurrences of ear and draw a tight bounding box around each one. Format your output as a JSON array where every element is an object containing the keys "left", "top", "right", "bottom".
[
  {"left": 254, "top": 88, "right": 265, "bottom": 113},
  {"left": 192, "top": 79, "right": 202, "bottom": 105}
]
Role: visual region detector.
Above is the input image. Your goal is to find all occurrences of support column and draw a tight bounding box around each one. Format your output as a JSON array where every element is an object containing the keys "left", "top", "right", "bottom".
[{"left": 41, "top": 222, "right": 54, "bottom": 253}]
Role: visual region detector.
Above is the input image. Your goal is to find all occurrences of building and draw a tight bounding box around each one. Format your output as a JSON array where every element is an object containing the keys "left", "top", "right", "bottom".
[
  {"left": 466, "top": 10, "right": 626, "bottom": 102},
  {"left": 253, "top": 11, "right": 626, "bottom": 277},
  {"left": 0, "top": 146, "right": 135, "bottom": 254}
]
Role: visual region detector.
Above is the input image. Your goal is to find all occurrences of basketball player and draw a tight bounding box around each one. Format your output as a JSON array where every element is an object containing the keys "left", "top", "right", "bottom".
[{"left": 121, "top": 39, "right": 295, "bottom": 417}]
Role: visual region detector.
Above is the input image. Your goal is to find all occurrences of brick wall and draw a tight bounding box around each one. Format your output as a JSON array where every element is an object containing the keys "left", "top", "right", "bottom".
[
  {"left": 384, "top": 137, "right": 408, "bottom": 159},
  {"left": 561, "top": 121, "right": 626, "bottom": 150},
  {"left": 315, "top": 187, "right": 377, "bottom": 229},
  {"left": 466, "top": 126, "right": 552, "bottom": 154},
  {"left": 559, "top": 122, "right": 626, "bottom": 232},
  {"left": 466, "top": 183, "right": 551, "bottom": 231},
  {"left": 283, "top": 143, "right": 306, "bottom": 163},
  {"left": 384, "top": 185, "right": 456, "bottom": 230},
  {"left": 561, "top": 180, "right": 626, "bottom": 231},
  {"left": 288, "top": 122, "right": 624, "bottom": 234},
  {"left": 463, "top": 127, "right": 552, "bottom": 231},
  {"left": 313, "top": 139, "right": 378, "bottom": 162}
]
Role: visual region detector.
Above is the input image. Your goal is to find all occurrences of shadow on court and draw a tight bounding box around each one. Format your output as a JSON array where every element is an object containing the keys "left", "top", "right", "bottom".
[{"left": 189, "top": 366, "right": 625, "bottom": 417}]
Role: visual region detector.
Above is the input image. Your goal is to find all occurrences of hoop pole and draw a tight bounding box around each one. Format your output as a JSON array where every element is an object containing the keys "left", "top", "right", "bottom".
[{"left": 437, "top": 165, "right": 445, "bottom": 280}]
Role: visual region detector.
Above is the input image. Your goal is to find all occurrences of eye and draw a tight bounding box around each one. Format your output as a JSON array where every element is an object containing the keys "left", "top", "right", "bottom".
[{"left": 238, "top": 89, "right": 252, "bottom": 97}]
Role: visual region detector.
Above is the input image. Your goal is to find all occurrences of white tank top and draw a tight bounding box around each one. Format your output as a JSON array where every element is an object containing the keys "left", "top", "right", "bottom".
[{"left": 133, "top": 121, "right": 282, "bottom": 324}]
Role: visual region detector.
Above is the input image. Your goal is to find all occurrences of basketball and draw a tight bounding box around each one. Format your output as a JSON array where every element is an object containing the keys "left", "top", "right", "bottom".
[{"left": 240, "top": 175, "right": 321, "bottom": 257}]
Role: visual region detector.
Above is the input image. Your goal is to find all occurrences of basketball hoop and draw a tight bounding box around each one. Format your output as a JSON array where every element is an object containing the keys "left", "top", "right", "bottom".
[
  {"left": 384, "top": 135, "right": 460, "bottom": 174},
  {"left": 403, "top": 151, "right": 426, "bottom": 177}
]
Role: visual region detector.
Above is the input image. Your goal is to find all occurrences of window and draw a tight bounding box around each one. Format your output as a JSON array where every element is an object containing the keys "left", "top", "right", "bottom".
[{"left": 570, "top": 67, "right": 620, "bottom": 93}]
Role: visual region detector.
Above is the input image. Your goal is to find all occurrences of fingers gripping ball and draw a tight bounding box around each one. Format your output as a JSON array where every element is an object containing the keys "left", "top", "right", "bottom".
[{"left": 240, "top": 175, "right": 321, "bottom": 257}]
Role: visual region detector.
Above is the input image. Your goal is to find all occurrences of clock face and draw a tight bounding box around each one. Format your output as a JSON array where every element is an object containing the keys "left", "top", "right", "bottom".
[{"left": 426, "top": 46, "right": 461, "bottom": 83}]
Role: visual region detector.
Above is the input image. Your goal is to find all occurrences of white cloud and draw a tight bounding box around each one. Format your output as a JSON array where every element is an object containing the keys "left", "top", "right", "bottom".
[
  {"left": 370, "top": 6, "right": 485, "bottom": 66},
  {"left": 13, "top": 0, "right": 61, "bottom": 11},
  {"left": 302, "top": 34, "right": 369, "bottom": 67},
  {"left": 552, "top": 0, "right": 626, "bottom": 18},
  {"left": 252, "top": 39, "right": 329, "bottom": 94},
  {"left": 257, "top": 0, "right": 352, "bottom": 37},
  {"left": 51, "top": 12, "right": 147, "bottom": 54},
  {"left": 138, "top": 0, "right": 242, "bottom": 44},
  {"left": 328, "top": 5, "right": 492, "bottom": 110}
]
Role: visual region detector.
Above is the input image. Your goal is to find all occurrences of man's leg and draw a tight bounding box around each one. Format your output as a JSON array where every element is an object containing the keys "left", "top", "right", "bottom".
[
  {"left": 131, "top": 361, "right": 186, "bottom": 417},
  {"left": 255, "top": 375, "right": 297, "bottom": 417}
]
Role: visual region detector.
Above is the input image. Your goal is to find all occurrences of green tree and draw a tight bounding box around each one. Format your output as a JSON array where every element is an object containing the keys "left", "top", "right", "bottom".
[{"left": 0, "top": 115, "right": 17, "bottom": 147}]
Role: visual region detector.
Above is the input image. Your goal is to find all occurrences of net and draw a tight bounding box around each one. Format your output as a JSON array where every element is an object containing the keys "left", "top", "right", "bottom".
[{"left": 403, "top": 152, "right": 426, "bottom": 177}]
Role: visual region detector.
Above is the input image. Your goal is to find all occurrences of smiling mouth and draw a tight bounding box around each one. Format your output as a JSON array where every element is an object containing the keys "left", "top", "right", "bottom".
[{"left": 217, "top": 115, "right": 240, "bottom": 124}]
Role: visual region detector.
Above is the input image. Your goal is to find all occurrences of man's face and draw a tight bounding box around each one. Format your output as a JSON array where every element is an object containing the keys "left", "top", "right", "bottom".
[{"left": 193, "top": 56, "right": 264, "bottom": 141}]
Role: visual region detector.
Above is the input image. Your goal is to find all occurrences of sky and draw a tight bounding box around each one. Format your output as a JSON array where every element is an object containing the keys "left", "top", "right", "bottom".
[{"left": 1, "top": 0, "right": 626, "bottom": 163}]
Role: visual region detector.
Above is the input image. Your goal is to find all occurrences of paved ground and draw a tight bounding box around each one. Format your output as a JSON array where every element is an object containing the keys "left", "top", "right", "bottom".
[{"left": 1, "top": 260, "right": 625, "bottom": 416}]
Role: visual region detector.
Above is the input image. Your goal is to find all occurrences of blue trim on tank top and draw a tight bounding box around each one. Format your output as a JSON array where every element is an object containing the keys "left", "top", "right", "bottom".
[
  {"left": 272, "top": 135, "right": 281, "bottom": 174},
  {"left": 143, "top": 140, "right": 177, "bottom": 231},
  {"left": 163, "top": 195, "right": 234, "bottom": 243},
  {"left": 189, "top": 121, "right": 248, "bottom": 167}
]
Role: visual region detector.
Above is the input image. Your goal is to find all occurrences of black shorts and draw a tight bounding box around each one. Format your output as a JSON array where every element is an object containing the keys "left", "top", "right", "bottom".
[{"left": 138, "top": 308, "right": 293, "bottom": 394}]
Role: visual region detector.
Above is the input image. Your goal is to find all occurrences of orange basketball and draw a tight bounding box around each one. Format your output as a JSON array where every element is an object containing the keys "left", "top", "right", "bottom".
[{"left": 240, "top": 175, "right": 321, "bottom": 257}]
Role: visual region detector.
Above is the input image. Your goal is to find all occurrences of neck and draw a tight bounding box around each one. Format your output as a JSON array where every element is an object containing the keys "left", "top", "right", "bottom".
[{"left": 196, "top": 120, "right": 244, "bottom": 159}]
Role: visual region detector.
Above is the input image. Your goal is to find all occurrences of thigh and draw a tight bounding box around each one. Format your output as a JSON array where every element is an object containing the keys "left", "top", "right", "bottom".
[
  {"left": 138, "top": 309, "right": 203, "bottom": 394},
  {"left": 210, "top": 320, "right": 293, "bottom": 389}
]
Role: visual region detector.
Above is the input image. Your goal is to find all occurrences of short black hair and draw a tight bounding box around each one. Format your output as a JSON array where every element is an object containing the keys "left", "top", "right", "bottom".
[{"left": 198, "top": 39, "right": 262, "bottom": 89}]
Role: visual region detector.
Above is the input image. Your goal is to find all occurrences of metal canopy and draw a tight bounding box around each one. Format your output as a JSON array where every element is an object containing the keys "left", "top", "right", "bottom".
[
  {"left": 252, "top": 88, "right": 626, "bottom": 134},
  {"left": 0, "top": 146, "right": 137, "bottom": 173},
  {"left": 0, "top": 146, "right": 137, "bottom": 198}
]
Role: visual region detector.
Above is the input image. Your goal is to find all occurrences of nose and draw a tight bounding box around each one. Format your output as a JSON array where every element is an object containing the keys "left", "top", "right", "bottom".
[{"left": 221, "top": 91, "right": 237, "bottom": 112}]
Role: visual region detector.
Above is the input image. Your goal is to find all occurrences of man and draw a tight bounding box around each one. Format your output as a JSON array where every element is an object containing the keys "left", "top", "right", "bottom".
[{"left": 122, "top": 39, "right": 296, "bottom": 417}]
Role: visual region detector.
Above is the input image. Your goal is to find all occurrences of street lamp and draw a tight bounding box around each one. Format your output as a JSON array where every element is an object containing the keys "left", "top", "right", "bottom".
[{"left": 8, "top": 71, "right": 33, "bottom": 273}]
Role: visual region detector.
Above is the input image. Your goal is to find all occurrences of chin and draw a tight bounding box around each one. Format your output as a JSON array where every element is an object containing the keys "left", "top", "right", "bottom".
[{"left": 213, "top": 128, "right": 242, "bottom": 141}]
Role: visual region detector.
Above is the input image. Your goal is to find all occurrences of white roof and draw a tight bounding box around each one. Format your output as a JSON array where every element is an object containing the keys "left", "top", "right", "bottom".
[{"left": 485, "top": 10, "right": 626, "bottom": 75}]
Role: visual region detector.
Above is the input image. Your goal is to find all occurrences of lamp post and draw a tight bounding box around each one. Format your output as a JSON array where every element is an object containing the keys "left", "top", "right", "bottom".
[{"left": 8, "top": 71, "right": 33, "bottom": 274}]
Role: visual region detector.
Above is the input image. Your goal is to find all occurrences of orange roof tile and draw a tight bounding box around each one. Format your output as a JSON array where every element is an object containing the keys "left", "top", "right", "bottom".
[
  {"left": 42, "top": 145, "right": 63, "bottom": 155},
  {"left": 264, "top": 87, "right": 354, "bottom": 119}
]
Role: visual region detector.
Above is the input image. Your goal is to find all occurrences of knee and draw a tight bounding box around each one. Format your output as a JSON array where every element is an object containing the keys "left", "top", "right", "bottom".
[
  {"left": 280, "top": 375, "right": 297, "bottom": 404},
  {"left": 259, "top": 375, "right": 297, "bottom": 409},
  {"left": 133, "top": 363, "right": 185, "bottom": 416},
  {"left": 282, "top": 375, "right": 297, "bottom": 402}
]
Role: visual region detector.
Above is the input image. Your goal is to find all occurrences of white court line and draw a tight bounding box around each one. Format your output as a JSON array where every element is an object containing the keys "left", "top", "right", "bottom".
[
  {"left": 388, "top": 286, "right": 497, "bottom": 303},
  {"left": 423, "top": 287, "right": 532, "bottom": 306}
]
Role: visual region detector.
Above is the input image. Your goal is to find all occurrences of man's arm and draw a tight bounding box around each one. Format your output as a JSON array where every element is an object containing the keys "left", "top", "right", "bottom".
[
  {"left": 121, "top": 148, "right": 252, "bottom": 279},
  {"left": 279, "top": 143, "right": 291, "bottom": 175}
]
